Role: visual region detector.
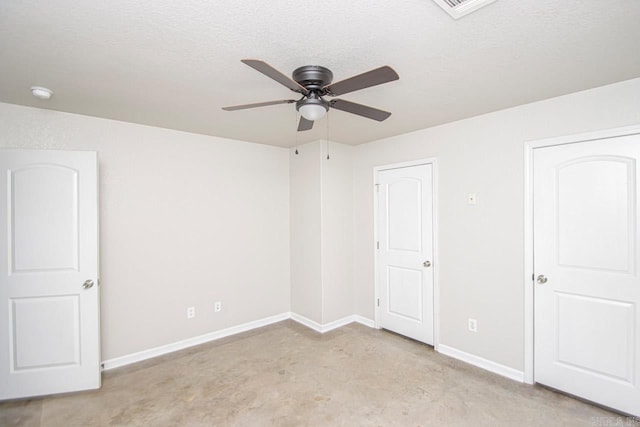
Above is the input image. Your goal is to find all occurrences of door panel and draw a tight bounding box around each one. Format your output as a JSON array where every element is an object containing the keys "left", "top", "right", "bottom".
[
  {"left": 0, "top": 149, "right": 100, "bottom": 400},
  {"left": 388, "top": 179, "right": 422, "bottom": 252},
  {"left": 377, "top": 163, "right": 434, "bottom": 344},
  {"left": 533, "top": 134, "right": 640, "bottom": 416},
  {"left": 556, "top": 158, "right": 633, "bottom": 272},
  {"left": 12, "top": 295, "right": 81, "bottom": 369},
  {"left": 388, "top": 266, "right": 423, "bottom": 321},
  {"left": 555, "top": 292, "right": 633, "bottom": 381},
  {"left": 11, "top": 165, "right": 79, "bottom": 272}
]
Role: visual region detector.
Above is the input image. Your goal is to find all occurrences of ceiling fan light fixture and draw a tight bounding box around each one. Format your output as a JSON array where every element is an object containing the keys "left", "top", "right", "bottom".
[
  {"left": 299, "top": 103, "right": 327, "bottom": 121},
  {"left": 296, "top": 94, "right": 329, "bottom": 121}
]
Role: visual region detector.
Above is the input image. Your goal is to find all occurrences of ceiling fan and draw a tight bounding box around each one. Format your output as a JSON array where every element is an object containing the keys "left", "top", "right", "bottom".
[{"left": 222, "top": 59, "right": 399, "bottom": 131}]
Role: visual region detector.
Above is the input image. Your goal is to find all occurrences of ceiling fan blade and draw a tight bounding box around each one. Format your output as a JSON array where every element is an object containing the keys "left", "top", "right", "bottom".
[
  {"left": 222, "top": 99, "right": 295, "bottom": 111},
  {"left": 330, "top": 99, "right": 391, "bottom": 121},
  {"left": 241, "top": 59, "right": 308, "bottom": 95},
  {"left": 323, "top": 66, "right": 399, "bottom": 96},
  {"left": 297, "top": 117, "right": 314, "bottom": 131}
]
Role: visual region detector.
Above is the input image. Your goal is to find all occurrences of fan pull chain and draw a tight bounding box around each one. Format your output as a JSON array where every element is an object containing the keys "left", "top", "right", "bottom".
[
  {"left": 295, "top": 112, "right": 299, "bottom": 155},
  {"left": 326, "top": 110, "right": 330, "bottom": 160}
]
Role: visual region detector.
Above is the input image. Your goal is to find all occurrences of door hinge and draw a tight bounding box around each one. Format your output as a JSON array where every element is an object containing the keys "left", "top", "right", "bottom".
[
  {"left": 376, "top": 241, "right": 380, "bottom": 249},
  {"left": 375, "top": 184, "right": 380, "bottom": 192},
  {"left": 532, "top": 273, "right": 535, "bottom": 281},
  {"left": 377, "top": 298, "right": 380, "bottom": 307}
]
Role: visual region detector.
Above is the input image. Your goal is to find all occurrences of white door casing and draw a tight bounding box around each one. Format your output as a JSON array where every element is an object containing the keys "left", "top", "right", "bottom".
[
  {"left": 532, "top": 133, "right": 640, "bottom": 416},
  {"left": 0, "top": 149, "right": 100, "bottom": 399},
  {"left": 376, "top": 162, "right": 435, "bottom": 345}
]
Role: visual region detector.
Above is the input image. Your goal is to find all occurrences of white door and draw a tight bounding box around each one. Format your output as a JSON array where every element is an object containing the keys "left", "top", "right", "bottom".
[
  {"left": 0, "top": 149, "right": 100, "bottom": 399},
  {"left": 377, "top": 163, "right": 434, "bottom": 345},
  {"left": 533, "top": 134, "right": 640, "bottom": 416}
]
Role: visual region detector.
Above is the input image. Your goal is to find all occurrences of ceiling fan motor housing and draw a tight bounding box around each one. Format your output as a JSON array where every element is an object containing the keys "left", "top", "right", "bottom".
[{"left": 292, "top": 65, "right": 333, "bottom": 90}]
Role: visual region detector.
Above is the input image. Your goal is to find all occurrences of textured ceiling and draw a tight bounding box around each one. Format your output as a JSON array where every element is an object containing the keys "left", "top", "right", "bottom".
[{"left": 1, "top": 0, "right": 639, "bottom": 148}]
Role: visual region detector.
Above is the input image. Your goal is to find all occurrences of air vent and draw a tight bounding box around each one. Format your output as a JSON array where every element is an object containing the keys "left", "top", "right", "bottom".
[{"left": 432, "top": 0, "right": 496, "bottom": 19}]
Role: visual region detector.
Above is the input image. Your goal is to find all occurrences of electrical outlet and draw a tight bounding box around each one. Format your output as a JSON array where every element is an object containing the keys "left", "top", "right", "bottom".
[
  {"left": 468, "top": 318, "right": 477, "bottom": 332},
  {"left": 187, "top": 306, "right": 195, "bottom": 319},
  {"left": 214, "top": 301, "right": 222, "bottom": 313},
  {"left": 467, "top": 193, "right": 477, "bottom": 205}
]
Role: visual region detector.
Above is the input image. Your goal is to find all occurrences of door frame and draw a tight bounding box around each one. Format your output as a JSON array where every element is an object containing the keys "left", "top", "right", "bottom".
[
  {"left": 373, "top": 158, "right": 440, "bottom": 350},
  {"left": 523, "top": 124, "right": 640, "bottom": 385}
]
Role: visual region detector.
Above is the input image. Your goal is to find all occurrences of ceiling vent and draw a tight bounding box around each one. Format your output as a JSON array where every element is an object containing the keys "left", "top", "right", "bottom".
[{"left": 432, "top": 0, "right": 496, "bottom": 19}]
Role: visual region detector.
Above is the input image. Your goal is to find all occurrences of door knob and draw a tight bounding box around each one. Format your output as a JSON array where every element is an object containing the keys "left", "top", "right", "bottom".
[
  {"left": 536, "top": 275, "right": 548, "bottom": 284},
  {"left": 82, "top": 279, "right": 94, "bottom": 289},
  {"left": 423, "top": 260, "right": 431, "bottom": 268}
]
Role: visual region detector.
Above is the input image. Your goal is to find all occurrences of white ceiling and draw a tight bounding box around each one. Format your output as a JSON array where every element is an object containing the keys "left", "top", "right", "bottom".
[{"left": 1, "top": 0, "right": 639, "bottom": 148}]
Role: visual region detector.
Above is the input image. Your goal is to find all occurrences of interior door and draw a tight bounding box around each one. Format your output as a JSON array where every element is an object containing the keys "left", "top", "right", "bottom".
[
  {"left": 377, "top": 163, "right": 434, "bottom": 345},
  {"left": 533, "top": 134, "right": 640, "bottom": 416},
  {"left": 0, "top": 149, "right": 100, "bottom": 399}
]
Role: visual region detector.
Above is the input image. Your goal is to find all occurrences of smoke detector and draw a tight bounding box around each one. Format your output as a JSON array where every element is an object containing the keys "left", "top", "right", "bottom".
[
  {"left": 31, "top": 86, "right": 54, "bottom": 100},
  {"left": 432, "top": 0, "right": 496, "bottom": 19}
]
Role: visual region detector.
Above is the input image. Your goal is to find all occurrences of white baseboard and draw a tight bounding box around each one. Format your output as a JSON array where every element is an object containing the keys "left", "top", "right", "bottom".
[
  {"left": 289, "top": 312, "right": 324, "bottom": 332},
  {"left": 353, "top": 315, "right": 376, "bottom": 328},
  {"left": 437, "top": 344, "right": 524, "bottom": 383},
  {"left": 290, "top": 313, "right": 376, "bottom": 333},
  {"left": 102, "top": 312, "right": 377, "bottom": 371},
  {"left": 289, "top": 313, "right": 351, "bottom": 333},
  {"left": 104, "top": 312, "right": 523, "bottom": 383},
  {"left": 319, "top": 315, "right": 358, "bottom": 332},
  {"left": 101, "top": 312, "right": 290, "bottom": 371}
]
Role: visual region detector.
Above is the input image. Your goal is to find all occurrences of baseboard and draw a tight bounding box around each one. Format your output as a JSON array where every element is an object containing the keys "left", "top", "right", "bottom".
[
  {"left": 289, "top": 312, "right": 324, "bottom": 332},
  {"left": 102, "top": 312, "right": 377, "bottom": 371},
  {"left": 289, "top": 313, "right": 350, "bottom": 333},
  {"left": 290, "top": 313, "right": 377, "bottom": 333},
  {"left": 353, "top": 315, "right": 376, "bottom": 328},
  {"left": 102, "top": 313, "right": 523, "bottom": 383},
  {"left": 320, "top": 315, "right": 359, "bottom": 332},
  {"left": 101, "top": 312, "right": 290, "bottom": 371},
  {"left": 437, "top": 344, "right": 524, "bottom": 383}
]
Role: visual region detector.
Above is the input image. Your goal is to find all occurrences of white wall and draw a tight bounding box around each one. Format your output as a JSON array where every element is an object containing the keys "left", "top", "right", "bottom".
[
  {"left": 290, "top": 141, "right": 322, "bottom": 323},
  {"left": 353, "top": 78, "right": 640, "bottom": 371},
  {"left": 320, "top": 142, "right": 354, "bottom": 323},
  {"left": 289, "top": 140, "right": 354, "bottom": 324},
  {"left": 3, "top": 76, "right": 639, "bottom": 372},
  {"left": 0, "top": 102, "right": 291, "bottom": 361}
]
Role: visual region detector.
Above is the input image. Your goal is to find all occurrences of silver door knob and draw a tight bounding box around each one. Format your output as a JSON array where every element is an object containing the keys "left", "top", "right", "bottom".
[
  {"left": 536, "top": 275, "right": 548, "bottom": 284},
  {"left": 82, "top": 279, "right": 94, "bottom": 289},
  {"left": 423, "top": 260, "right": 431, "bottom": 268}
]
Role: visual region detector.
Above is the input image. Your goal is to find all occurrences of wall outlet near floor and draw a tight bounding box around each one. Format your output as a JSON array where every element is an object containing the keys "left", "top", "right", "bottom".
[
  {"left": 187, "top": 306, "right": 195, "bottom": 319},
  {"left": 468, "top": 318, "right": 477, "bottom": 332},
  {"left": 214, "top": 301, "right": 222, "bottom": 313}
]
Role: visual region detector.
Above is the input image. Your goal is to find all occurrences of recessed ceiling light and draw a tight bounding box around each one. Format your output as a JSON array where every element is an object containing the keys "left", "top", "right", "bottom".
[{"left": 31, "top": 86, "right": 54, "bottom": 100}]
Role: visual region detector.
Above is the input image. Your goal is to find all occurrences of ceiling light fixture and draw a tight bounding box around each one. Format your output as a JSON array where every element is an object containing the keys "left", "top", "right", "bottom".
[
  {"left": 31, "top": 86, "right": 54, "bottom": 100},
  {"left": 298, "top": 103, "right": 328, "bottom": 121},
  {"left": 296, "top": 92, "right": 329, "bottom": 121}
]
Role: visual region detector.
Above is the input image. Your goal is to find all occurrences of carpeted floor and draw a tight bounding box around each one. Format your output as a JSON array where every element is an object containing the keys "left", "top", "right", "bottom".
[{"left": 0, "top": 320, "right": 631, "bottom": 426}]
